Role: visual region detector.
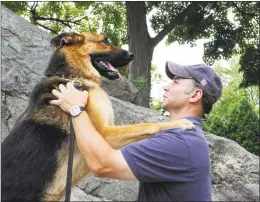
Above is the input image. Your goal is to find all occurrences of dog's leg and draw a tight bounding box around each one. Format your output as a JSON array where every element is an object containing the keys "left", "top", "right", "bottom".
[
  {"left": 100, "top": 120, "right": 194, "bottom": 149},
  {"left": 86, "top": 87, "right": 194, "bottom": 149}
]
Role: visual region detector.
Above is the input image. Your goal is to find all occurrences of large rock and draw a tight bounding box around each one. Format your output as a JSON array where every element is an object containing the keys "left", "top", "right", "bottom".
[
  {"left": 101, "top": 77, "right": 138, "bottom": 103},
  {"left": 66, "top": 187, "right": 111, "bottom": 202},
  {"left": 1, "top": 6, "right": 259, "bottom": 202},
  {"left": 206, "top": 133, "right": 259, "bottom": 201},
  {"left": 78, "top": 173, "right": 138, "bottom": 202},
  {"left": 1, "top": 5, "right": 53, "bottom": 140}
]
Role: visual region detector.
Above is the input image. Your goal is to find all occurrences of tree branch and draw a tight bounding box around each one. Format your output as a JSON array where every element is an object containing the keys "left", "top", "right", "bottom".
[
  {"left": 231, "top": 2, "right": 258, "bottom": 17},
  {"left": 151, "top": 2, "right": 209, "bottom": 47},
  {"left": 72, "top": 15, "right": 89, "bottom": 23},
  {"left": 33, "top": 15, "right": 73, "bottom": 28},
  {"left": 35, "top": 22, "right": 59, "bottom": 34},
  {"left": 29, "top": 2, "right": 82, "bottom": 30}
]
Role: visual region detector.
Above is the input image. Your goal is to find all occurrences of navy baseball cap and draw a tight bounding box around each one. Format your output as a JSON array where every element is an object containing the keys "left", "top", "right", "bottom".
[{"left": 165, "top": 61, "right": 223, "bottom": 100}]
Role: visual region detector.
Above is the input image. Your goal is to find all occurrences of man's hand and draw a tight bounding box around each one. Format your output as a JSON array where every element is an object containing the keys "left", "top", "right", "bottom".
[{"left": 49, "top": 82, "right": 88, "bottom": 112}]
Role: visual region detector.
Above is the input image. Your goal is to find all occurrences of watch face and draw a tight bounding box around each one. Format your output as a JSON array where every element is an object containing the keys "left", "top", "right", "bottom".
[{"left": 70, "top": 106, "right": 81, "bottom": 116}]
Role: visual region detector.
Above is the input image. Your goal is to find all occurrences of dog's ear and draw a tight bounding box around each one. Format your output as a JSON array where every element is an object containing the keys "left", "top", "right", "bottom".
[{"left": 50, "top": 32, "right": 83, "bottom": 48}]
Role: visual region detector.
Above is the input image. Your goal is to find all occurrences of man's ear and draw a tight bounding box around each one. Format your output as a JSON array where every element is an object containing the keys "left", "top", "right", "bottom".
[
  {"left": 50, "top": 32, "right": 83, "bottom": 48},
  {"left": 189, "top": 89, "right": 203, "bottom": 103}
]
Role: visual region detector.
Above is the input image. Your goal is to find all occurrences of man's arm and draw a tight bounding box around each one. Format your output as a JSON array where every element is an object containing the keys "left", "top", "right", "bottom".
[
  {"left": 49, "top": 83, "right": 136, "bottom": 180},
  {"left": 72, "top": 111, "right": 137, "bottom": 180}
]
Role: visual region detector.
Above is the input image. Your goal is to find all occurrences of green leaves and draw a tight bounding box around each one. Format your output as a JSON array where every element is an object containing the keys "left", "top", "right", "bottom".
[
  {"left": 239, "top": 45, "right": 260, "bottom": 87},
  {"left": 2, "top": 2, "right": 127, "bottom": 44},
  {"left": 204, "top": 93, "right": 259, "bottom": 155},
  {"left": 150, "top": 98, "right": 163, "bottom": 112},
  {"left": 146, "top": 1, "right": 259, "bottom": 87},
  {"left": 89, "top": 2, "right": 126, "bottom": 46},
  {"left": 203, "top": 57, "right": 259, "bottom": 155},
  {"left": 1, "top": 1, "right": 28, "bottom": 15},
  {"left": 132, "top": 76, "right": 148, "bottom": 89},
  {"left": 2, "top": 1, "right": 259, "bottom": 99}
]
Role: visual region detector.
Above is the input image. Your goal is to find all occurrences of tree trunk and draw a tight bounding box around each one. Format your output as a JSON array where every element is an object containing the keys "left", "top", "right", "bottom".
[{"left": 126, "top": 2, "right": 154, "bottom": 108}]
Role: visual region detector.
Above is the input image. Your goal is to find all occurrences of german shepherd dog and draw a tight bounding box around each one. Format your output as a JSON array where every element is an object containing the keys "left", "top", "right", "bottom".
[{"left": 1, "top": 32, "right": 194, "bottom": 201}]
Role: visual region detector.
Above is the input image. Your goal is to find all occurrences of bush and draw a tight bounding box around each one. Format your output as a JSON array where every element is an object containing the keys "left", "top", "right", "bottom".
[{"left": 203, "top": 96, "right": 259, "bottom": 156}]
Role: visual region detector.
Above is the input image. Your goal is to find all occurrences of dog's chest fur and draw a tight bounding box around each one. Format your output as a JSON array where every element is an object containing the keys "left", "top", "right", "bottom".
[
  {"left": 42, "top": 141, "right": 88, "bottom": 201},
  {"left": 1, "top": 76, "right": 114, "bottom": 201},
  {"left": 41, "top": 79, "right": 115, "bottom": 201}
]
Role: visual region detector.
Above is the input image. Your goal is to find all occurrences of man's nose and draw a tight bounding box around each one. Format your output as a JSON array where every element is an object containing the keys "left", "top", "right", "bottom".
[{"left": 163, "top": 85, "right": 169, "bottom": 91}]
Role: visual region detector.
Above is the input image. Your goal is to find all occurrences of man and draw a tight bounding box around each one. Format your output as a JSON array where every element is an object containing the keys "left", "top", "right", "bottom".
[{"left": 50, "top": 61, "right": 222, "bottom": 201}]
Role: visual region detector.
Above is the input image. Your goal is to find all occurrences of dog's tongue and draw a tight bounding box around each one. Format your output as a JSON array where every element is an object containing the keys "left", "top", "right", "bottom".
[{"left": 105, "top": 61, "right": 117, "bottom": 72}]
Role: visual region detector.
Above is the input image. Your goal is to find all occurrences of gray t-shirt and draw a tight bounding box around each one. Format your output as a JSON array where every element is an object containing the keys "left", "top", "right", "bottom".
[{"left": 121, "top": 117, "right": 212, "bottom": 201}]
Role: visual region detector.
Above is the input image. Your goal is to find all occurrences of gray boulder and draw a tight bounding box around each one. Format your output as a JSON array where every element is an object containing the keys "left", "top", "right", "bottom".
[
  {"left": 78, "top": 173, "right": 138, "bottom": 202},
  {"left": 67, "top": 187, "right": 111, "bottom": 202},
  {"left": 101, "top": 77, "right": 138, "bottom": 103},
  {"left": 1, "top": 5, "right": 259, "bottom": 202},
  {"left": 1, "top": 5, "right": 53, "bottom": 140},
  {"left": 206, "top": 133, "right": 259, "bottom": 201}
]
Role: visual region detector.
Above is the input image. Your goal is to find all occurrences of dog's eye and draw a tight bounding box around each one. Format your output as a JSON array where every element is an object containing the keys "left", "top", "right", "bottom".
[{"left": 102, "top": 37, "right": 111, "bottom": 45}]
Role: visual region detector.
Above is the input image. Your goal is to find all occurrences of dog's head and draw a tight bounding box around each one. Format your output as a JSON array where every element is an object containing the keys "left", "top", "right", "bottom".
[{"left": 45, "top": 32, "right": 134, "bottom": 80}]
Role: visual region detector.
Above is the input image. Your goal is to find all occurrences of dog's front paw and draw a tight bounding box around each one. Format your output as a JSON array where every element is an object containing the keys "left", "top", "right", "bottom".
[{"left": 175, "top": 119, "right": 195, "bottom": 131}]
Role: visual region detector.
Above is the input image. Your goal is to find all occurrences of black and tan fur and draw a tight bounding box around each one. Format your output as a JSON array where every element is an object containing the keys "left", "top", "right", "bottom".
[{"left": 1, "top": 32, "right": 194, "bottom": 201}]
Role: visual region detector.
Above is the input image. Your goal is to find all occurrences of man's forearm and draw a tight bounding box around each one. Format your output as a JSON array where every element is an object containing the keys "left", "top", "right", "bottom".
[{"left": 72, "top": 111, "right": 115, "bottom": 172}]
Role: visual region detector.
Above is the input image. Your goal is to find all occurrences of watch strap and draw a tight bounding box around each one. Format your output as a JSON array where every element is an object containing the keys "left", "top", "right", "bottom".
[{"left": 79, "top": 106, "right": 85, "bottom": 111}]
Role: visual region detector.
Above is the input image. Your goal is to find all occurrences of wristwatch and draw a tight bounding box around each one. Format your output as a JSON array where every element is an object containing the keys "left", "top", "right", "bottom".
[{"left": 69, "top": 105, "right": 85, "bottom": 117}]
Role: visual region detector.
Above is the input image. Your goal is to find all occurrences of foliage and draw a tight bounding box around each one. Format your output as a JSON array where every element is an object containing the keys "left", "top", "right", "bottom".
[
  {"left": 151, "top": 64, "right": 163, "bottom": 83},
  {"left": 213, "top": 56, "right": 259, "bottom": 111},
  {"left": 203, "top": 95, "right": 259, "bottom": 155},
  {"left": 84, "top": 2, "right": 127, "bottom": 46},
  {"left": 1, "top": 1, "right": 27, "bottom": 15},
  {"left": 150, "top": 64, "right": 167, "bottom": 111},
  {"left": 146, "top": 1, "right": 259, "bottom": 87},
  {"left": 118, "top": 65, "right": 129, "bottom": 77},
  {"left": 1, "top": 1, "right": 126, "bottom": 46},
  {"left": 2, "top": 1, "right": 259, "bottom": 87},
  {"left": 132, "top": 76, "right": 148, "bottom": 89},
  {"left": 203, "top": 57, "right": 259, "bottom": 155},
  {"left": 150, "top": 98, "right": 163, "bottom": 112}
]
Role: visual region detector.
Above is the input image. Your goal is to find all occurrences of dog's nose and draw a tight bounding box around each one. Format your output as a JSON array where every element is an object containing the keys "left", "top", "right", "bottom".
[{"left": 128, "top": 52, "right": 134, "bottom": 59}]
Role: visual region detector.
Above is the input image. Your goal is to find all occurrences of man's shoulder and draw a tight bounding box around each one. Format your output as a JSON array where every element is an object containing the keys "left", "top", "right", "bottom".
[
  {"left": 123, "top": 126, "right": 192, "bottom": 157},
  {"left": 155, "top": 122, "right": 206, "bottom": 147},
  {"left": 156, "top": 116, "right": 204, "bottom": 137},
  {"left": 155, "top": 126, "right": 199, "bottom": 139}
]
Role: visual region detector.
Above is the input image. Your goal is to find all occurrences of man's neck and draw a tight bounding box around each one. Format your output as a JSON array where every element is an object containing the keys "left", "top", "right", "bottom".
[{"left": 168, "top": 109, "right": 201, "bottom": 121}]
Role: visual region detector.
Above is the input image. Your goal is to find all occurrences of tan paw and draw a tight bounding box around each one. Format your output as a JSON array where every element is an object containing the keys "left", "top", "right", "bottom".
[{"left": 175, "top": 119, "right": 195, "bottom": 131}]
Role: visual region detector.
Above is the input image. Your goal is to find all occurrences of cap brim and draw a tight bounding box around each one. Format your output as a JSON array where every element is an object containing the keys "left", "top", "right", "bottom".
[{"left": 165, "top": 61, "right": 192, "bottom": 79}]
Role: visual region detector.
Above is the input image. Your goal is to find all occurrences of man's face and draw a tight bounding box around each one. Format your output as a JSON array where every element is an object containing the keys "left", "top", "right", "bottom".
[{"left": 162, "top": 76, "right": 195, "bottom": 111}]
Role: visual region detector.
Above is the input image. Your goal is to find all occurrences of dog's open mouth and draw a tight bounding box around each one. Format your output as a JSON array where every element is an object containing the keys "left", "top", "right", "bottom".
[
  {"left": 90, "top": 51, "right": 133, "bottom": 80},
  {"left": 93, "top": 59, "right": 119, "bottom": 74}
]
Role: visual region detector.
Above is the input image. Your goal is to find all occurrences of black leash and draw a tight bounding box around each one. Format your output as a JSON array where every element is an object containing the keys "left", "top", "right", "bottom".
[
  {"left": 65, "top": 117, "right": 75, "bottom": 202},
  {"left": 64, "top": 80, "right": 82, "bottom": 202}
]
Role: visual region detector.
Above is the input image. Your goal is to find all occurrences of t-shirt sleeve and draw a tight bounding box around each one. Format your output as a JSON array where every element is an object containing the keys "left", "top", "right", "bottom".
[{"left": 121, "top": 129, "right": 192, "bottom": 182}]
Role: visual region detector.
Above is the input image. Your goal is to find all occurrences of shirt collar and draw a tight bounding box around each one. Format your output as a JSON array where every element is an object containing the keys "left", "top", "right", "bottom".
[{"left": 182, "top": 116, "right": 203, "bottom": 126}]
